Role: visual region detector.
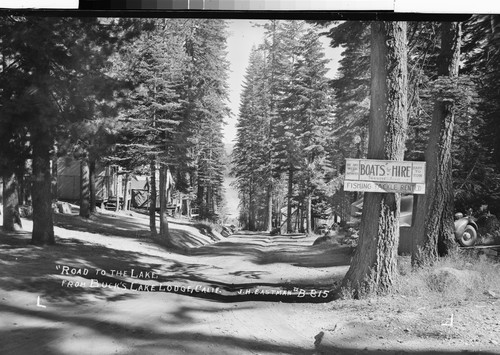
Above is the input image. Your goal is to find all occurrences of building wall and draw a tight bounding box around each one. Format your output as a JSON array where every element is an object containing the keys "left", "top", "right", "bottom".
[
  {"left": 57, "top": 158, "right": 81, "bottom": 201},
  {"left": 56, "top": 157, "right": 115, "bottom": 202}
]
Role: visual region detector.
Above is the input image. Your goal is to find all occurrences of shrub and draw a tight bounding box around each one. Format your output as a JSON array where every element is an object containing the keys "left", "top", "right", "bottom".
[{"left": 19, "top": 205, "right": 33, "bottom": 219}]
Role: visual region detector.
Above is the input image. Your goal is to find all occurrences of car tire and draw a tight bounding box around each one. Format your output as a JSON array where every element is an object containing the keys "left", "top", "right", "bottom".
[{"left": 457, "top": 224, "right": 477, "bottom": 247}]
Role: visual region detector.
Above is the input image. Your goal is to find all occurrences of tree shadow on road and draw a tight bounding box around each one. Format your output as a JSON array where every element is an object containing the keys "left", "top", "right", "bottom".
[
  {"left": 1, "top": 301, "right": 495, "bottom": 355},
  {"left": 1, "top": 210, "right": 356, "bottom": 305},
  {"left": 0, "top": 228, "right": 312, "bottom": 305},
  {"left": 53, "top": 212, "right": 150, "bottom": 239},
  {"left": 181, "top": 236, "right": 353, "bottom": 269},
  {"left": 0, "top": 230, "right": 162, "bottom": 305}
]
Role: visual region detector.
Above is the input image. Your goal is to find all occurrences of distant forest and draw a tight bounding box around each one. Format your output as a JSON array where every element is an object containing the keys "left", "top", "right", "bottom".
[{"left": 231, "top": 18, "right": 500, "bottom": 233}]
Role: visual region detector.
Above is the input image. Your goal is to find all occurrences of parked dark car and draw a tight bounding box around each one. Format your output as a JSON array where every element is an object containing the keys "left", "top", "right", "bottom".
[
  {"left": 351, "top": 196, "right": 479, "bottom": 246},
  {"left": 454, "top": 212, "right": 478, "bottom": 247}
]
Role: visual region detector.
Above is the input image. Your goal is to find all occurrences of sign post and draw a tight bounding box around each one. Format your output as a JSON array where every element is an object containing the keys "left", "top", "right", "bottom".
[{"left": 343, "top": 159, "right": 426, "bottom": 194}]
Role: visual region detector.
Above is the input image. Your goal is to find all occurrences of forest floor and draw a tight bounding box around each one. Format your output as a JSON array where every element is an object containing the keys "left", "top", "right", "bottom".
[{"left": 0, "top": 207, "right": 499, "bottom": 355}]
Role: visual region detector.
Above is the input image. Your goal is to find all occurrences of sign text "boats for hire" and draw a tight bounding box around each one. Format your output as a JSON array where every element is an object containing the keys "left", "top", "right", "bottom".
[{"left": 343, "top": 158, "right": 426, "bottom": 194}]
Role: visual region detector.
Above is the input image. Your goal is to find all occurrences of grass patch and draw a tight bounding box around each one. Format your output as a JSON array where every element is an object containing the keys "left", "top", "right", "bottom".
[
  {"left": 394, "top": 249, "right": 500, "bottom": 304},
  {"left": 329, "top": 251, "right": 500, "bottom": 346}
]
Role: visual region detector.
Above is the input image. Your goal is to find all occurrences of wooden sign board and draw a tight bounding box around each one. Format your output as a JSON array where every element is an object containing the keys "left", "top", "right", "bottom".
[
  {"left": 344, "top": 180, "right": 425, "bottom": 194},
  {"left": 344, "top": 159, "right": 426, "bottom": 194}
]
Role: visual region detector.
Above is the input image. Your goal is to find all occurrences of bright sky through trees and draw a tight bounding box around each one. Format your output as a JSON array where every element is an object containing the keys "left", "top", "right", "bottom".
[{"left": 224, "top": 20, "right": 341, "bottom": 144}]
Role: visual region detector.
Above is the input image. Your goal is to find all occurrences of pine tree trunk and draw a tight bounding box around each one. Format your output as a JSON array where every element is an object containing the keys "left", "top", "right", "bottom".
[
  {"left": 287, "top": 167, "right": 294, "bottom": 233},
  {"left": 104, "top": 166, "right": 111, "bottom": 208},
  {"left": 276, "top": 205, "right": 280, "bottom": 232},
  {"left": 412, "top": 22, "right": 461, "bottom": 265},
  {"left": 89, "top": 159, "right": 96, "bottom": 213},
  {"left": 341, "top": 21, "right": 408, "bottom": 297},
  {"left": 207, "top": 186, "right": 213, "bottom": 217},
  {"left": 149, "top": 159, "right": 157, "bottom": 235},
  {"left": 114, "top": 170, "right": 120, "bottom": 213},
  {"left": 79, "top": 157, "right": 91, "bottom": 218},
  {"left": 306, "top": 193, "right": 312, "bottom": 234},
  {"left": 51, "top": 154, "right": 58, "bottom": 202},
  {"left": 266, "top": 184, "right": 273, "bottom": 232},
  {"left": 167, "top": 174, "right": 174, "bottom": 217},
  {"left": 205, "top": 187, "right": 210, "bottom": 217},
  {"left": 197, "top": 184, "right": 204, "bottom": 218},
  {"left": 123, "top": 173, "right": 130, "bottom": 211},
  {"left": 298, "top": 203, "right": 303, "bottom": 233},
  {"left": 248, "top": 184, "right": 255, "bottom": 231},
  {"left": 18, "top": 167, "right": 25, "bottom": 206},
  {"left": 31, "top": 128, "right": 55, "bottom": 245},
  {"left": 159, "top": 165, "right": 169, "bottom": 238},
  {"left": 2, "top": 170, "right": 23, "bottom": 231},
  {"left": 186, "top": 198, "right": 191, "bottom": 218}
]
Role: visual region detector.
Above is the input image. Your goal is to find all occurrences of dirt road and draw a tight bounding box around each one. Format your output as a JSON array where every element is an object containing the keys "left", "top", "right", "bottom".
[{"left": 1, "top": 212, "right": 499, "bottom": 354}]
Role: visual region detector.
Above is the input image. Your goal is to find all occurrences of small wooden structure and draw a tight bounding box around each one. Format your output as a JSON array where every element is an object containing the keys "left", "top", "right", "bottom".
[
  {"left": 56, "top": 158, "right": 126, "bottom": 210},
  {"left": 129, "top": 171, "right": 194, "bottom": 218}
]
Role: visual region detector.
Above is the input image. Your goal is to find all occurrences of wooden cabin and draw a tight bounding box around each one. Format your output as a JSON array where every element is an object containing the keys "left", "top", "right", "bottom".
[{"left": 56, "top": 157, "right": 124, "bottom": 210}]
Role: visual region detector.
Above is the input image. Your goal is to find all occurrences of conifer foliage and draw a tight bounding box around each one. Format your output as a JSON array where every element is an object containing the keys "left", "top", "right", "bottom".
[
  {"left": 112, "top": 19, "right": 187, "bottom": 236},
  {"left": 0, "top": 16, "right": 122, "bottom": 244},
  {"left": 232, "top": 21, "right": 334, "bottom": 232},
  {"left": 0, "top": 17, "right": 230, "bottom": 244},
  {"left": 110, "top": 18, "right": 230, "bottom": 235},
  {"left": 181, "top": 19, "right": 230, "bottom": 222}
]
